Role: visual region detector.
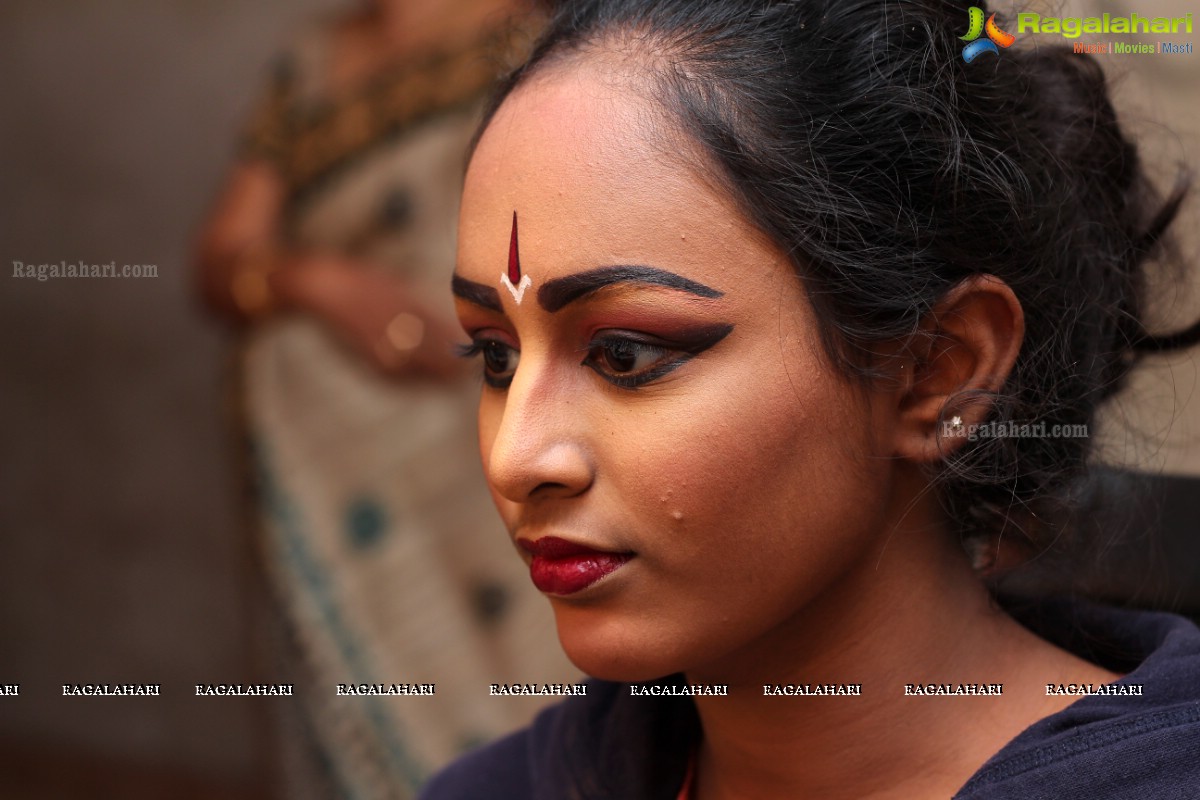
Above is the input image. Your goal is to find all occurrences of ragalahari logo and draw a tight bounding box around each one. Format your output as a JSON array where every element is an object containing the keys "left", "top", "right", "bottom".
[{"left": 960, "top": 7, "right": 1016, "bottom": 62}]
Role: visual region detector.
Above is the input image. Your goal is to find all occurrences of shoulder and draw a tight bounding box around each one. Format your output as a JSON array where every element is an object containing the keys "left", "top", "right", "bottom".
[
  {"left": 417, "top": 681, "right": 618, "bottom": 800},
  {"left": 418, "top": 678, "right": 696, "bottom": 800},
  {"left": 417, "top": 723, "right": 536, "bottom": 800},
  {"left": 957, "top": 605, "right": 1200, "bottom": 798}
]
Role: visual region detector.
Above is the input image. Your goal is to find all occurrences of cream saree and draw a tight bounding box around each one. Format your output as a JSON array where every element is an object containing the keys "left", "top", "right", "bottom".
[{"left": 237, "top": 21, "right": 571, "bottom": 798}]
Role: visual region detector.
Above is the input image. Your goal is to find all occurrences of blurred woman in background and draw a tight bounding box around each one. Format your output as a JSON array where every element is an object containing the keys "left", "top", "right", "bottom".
[{"left": 194, "top": 1, "right": 571, "bottom": 797}]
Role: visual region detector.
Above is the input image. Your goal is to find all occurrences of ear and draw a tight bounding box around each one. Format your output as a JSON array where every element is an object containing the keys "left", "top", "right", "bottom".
[{"left": 891, "top": 275, "right": 1025, "bottom": 462}]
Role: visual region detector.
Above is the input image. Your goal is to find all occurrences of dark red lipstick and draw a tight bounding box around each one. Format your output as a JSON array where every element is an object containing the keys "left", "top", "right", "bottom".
[{"left": 518, "top": 536, "right": 633, "bottom": 595}]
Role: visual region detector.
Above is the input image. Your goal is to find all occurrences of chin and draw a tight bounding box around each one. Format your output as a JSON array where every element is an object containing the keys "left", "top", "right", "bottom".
[{"left": 553, "top": 607, "right": 689, "bottom": 682}]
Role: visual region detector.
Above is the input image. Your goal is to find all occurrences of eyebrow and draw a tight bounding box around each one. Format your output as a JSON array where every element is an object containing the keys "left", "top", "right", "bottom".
[
  {"left": 452, "top": 273, "right": 502, "bottom": 312},
  {"left": 451, "top": 265, "right": 725, "bottom": 315},
  {"left": 537, "top": 266, "right": 723, "bottom": 313}
]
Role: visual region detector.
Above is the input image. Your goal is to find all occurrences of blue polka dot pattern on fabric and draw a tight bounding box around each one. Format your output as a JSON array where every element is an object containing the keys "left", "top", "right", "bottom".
[{"left": 345, "top": 496, "right": 388, "bottom": 550}]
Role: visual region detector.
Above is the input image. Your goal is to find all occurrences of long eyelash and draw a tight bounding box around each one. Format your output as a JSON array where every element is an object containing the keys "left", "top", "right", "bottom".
[
  {"left": 454, "top": 341, "right": 483, "bottom": 359},
  {"left": 457, "top": 339, "right": 515, "bottom": 390},
  {"left": 576, "top": 337, "right": 661, "bottom": 360}
]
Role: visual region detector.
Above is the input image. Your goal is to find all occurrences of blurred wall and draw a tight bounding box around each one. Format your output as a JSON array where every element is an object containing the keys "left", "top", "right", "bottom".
[
  {"left": 994, "top": 0, "right": 1200, "bottom": 475},
  {"left": 1069, "top": 0, "right": 1200, "bottom": 475},
  {"left": 0, "top": 0, "right": 338, "bottom": 794}
]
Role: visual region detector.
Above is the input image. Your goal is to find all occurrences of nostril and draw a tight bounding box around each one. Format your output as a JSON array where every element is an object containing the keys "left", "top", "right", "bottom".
[{"left": 531, "top": 481, "right": 574, "bottom": 497}]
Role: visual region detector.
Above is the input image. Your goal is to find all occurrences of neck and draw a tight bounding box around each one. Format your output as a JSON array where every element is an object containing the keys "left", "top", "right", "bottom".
[{"left": 684, "top": 467, "right": 1109, "bottom": 799}]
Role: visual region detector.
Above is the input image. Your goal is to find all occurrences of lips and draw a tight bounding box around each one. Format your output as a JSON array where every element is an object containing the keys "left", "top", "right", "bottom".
[{"left": 518, "top": 536, "right": 633, "bottom": 595}]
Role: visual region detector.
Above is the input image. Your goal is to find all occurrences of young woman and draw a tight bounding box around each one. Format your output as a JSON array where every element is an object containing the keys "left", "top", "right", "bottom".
[{"left": 426, "top": 1, "right": 1200, "bottom": 797}]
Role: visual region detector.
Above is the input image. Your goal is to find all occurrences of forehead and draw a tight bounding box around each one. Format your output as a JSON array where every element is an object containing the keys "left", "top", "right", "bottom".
[
  {"left": 472, "top": 62, "right": 659, "bottom": 201},
  {"left": 458, "top": 61, "right": 767, "bottom": 283}
]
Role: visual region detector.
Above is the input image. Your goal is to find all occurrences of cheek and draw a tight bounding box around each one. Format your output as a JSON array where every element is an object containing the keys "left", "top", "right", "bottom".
[
  {"left": 476, "top": 393, "right": 513, "bottom": 522},
  {"left": 562, "top": 356, "right": 888, "bottom": 680},
  {"left": 622, "top": 354, "right": 884, "bottom": 609},
  {"left": 476, "top": 394, "right": 499, "bottom": 467}
]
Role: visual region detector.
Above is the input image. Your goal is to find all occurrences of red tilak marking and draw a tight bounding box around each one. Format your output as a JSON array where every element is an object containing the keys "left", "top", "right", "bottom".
[{"left": 508, "top": 211, "right": 521, "bottom": 285}]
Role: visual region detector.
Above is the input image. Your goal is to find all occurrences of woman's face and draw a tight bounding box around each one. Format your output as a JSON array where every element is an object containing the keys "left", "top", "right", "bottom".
[{"left": 454, "top": 62, "right": 897, "bottom": 682}]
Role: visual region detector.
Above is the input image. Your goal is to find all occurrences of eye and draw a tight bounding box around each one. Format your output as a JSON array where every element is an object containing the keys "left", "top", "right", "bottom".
[
  {"left": 582, "top": 324, "right": 735, "bottom": 389},
  {"left": 457, "top": 337, "right": 520, "bottom": 389},
  {"left": 582, "top": 334, "right": 687, "bottom": 389},
  {"left": 591, "top": 338, "right": 665, "bottom": 374}
]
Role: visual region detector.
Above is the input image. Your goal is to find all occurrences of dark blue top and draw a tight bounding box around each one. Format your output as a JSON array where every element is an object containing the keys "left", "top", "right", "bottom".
[{"left": 420, "top": 600, "right": 1200, "bottom": 799}]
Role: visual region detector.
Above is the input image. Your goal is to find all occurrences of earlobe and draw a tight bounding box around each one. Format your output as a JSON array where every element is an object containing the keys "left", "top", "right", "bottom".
[{"left": 892, "top": 275, "right": 1025, "bottom": 463}]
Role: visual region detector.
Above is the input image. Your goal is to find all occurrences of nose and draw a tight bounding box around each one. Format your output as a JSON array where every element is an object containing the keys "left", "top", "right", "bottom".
[{"left": 485, "top": 360, "right": 594, "bottom": 504}]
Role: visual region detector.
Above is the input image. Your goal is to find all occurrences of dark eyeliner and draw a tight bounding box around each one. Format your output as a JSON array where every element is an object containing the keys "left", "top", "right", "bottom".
[
  {"left": 484, "top": 374, "right": 515, "bottom": 390},
  {"left": 584, "top": 323, "right": 734, "bottom": 389}
]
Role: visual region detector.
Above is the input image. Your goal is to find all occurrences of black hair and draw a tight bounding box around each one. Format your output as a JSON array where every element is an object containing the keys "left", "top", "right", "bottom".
[{"left": 474, "top": 0, "right": 1199, "bottom": 560}]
